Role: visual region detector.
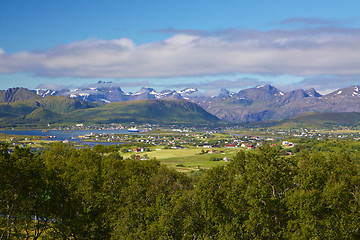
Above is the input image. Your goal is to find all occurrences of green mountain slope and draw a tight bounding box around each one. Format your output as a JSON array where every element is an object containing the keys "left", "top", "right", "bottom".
[
  {"left": 34, "top": 96, "right": 99, "bottom": 114},
  {"left": 0, "top": 93, "right": 100, "bottom": 127},
  {"left": 0, "top": 88, "right": 42, "bottom": 103},
  {"left": 24, "top": 108, "right": 62, "bottom": 122},
  {"left": 273, "top": 112, "right": 360, "bottom": 128},
  {"left": 0, "top": 103, "right": 36, "bottom": 118},
  {"left": 65, "top": 100, "right": 221, "bottom": 125},
  {"left": 0, "top": 98, "right": 221, "bottom": 128}
]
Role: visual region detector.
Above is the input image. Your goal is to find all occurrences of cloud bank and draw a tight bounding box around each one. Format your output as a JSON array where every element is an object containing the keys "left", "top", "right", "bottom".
[
  {"left": 160, "top": 78, "right": 263, "bottom": 90},
  {"left": 1, "top": 27, "right": 360, "bottom": 79},
  {"left": 275, "top": 75, "right": 360, "bottom": 94}
]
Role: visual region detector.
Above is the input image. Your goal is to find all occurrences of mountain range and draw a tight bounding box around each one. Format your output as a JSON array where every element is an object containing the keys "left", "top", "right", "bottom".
[
  {"left": 273, "top": 112, "right": 360, "bottom": 129},
  {"left": 34, "top": 81, "right": 360, "bottom": 123},
  {"left": 36, "top": 81, "right": 199, "bottom": 103},
  {"left": 0, "top": 88, "right": 220, "bottom": 127}
]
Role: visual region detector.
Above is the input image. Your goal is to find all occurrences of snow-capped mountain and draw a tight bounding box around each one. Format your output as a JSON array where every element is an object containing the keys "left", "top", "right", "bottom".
[
  {"left": 198, "top": 84, "right": 360, "bottom": 122},
  {"left": 35, "top": 82, "right": 199, "bottom": 103},
  {"left": 33, "top": 82, "right": 360, "bottom": 122},
  {"left": 325, "top": 85, "right": 360, "bottom": 99}
]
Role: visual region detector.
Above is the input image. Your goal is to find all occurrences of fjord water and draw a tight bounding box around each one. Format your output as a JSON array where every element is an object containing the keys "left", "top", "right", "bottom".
[{"left": 0, "top": 129, "right": 134, "bottom": 146}]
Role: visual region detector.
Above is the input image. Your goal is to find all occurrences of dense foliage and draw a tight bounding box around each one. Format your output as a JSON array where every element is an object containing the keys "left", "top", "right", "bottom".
[{"left": 1, "top": 141, "right": 360, "bottom": 239}]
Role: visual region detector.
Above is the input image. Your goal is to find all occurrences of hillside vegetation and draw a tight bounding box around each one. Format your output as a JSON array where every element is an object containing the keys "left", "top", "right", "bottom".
[
  {"left": 273, "top": 112, "right": 360, "bottom": 129},
  {"left": 66, "top": 99, "right": 220, "bottom": 125},
  {"left": 1, "top": 141, "right": 359, "bottom": 239},
  {"left": 0, "top": 87, "right": 42, "bottom": 103},
  {"left": 0, "top": 91, "right": 221, "bottom": 127}
]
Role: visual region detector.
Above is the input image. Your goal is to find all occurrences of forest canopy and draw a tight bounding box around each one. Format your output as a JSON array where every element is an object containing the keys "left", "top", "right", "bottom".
[{"left": 1, "top": 140, "right": 360, "bottom": 239}]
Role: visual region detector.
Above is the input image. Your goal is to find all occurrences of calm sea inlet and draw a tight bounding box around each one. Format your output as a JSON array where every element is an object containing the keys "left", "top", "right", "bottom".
[{"left": 0, "top": 129, "right": 140, "bottom": 147}]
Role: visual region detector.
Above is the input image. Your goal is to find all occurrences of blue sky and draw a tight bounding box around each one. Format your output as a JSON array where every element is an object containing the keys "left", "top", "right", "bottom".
[{"left": 0, "top": 0, "right": 360, "bottom": 94}]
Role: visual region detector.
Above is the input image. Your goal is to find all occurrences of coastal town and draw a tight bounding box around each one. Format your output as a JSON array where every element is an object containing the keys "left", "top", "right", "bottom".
[{"left": 2, "top": 123, "right": 360, "bottom": 172}]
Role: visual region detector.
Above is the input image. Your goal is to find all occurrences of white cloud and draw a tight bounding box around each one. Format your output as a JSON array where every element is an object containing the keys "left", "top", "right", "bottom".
[
  {"left": 273, "top": 74, "right": 360, "bottom": 94},
  {"left": 37, "top": 83, "right": 73, "bottom": 90},
  {"left": 1, "top": 27, "right": 360, "bottom": 79},
  {"left": 274, "top": 17, "right": 345, "bottom": 27},
  {"left": 164, "top": 34, "right": 200, "bottom": 45},
  {"left": 161, "top": 78, "right": 263, "bottom": 90}
]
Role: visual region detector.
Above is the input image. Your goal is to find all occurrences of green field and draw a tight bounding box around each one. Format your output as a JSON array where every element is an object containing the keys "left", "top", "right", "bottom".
[
  {"left": 0, "top": 133, "right": 44, "bottom": 142},
  {"left": 121, "top": 147, "right": 239, "bottom": 172}
]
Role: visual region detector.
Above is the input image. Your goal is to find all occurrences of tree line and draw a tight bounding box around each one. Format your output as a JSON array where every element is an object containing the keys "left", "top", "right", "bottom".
[{"left": 1, "top": 141, "right": 360, "bottom": 239}]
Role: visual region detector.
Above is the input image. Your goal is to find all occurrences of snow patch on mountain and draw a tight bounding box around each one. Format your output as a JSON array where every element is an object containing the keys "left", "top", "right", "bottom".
[
  {"left": 100, "top": 98, "right": 110, "bottom": 103},
  {"left": 353, "top": 86, "right": 359, "bottom": 97}
]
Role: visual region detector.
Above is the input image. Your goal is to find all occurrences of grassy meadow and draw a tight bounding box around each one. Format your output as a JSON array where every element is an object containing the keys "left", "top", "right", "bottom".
[{"left": 121, "top": 147, "right": 239, "bottom": 172}]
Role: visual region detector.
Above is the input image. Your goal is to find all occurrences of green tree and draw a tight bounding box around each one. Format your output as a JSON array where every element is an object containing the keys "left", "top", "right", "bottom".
[
  {"left": 196, "top": 146, "right": 296, "bottom": 239},
  {"left": 285, "top": 152, "right": 360, "bottom": 239},
  {"left": 103, "top": 159, "right": 193, "bottom": 239},
  {"left": 0, "top": 145, "right": 52, "bottom": 239}
]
